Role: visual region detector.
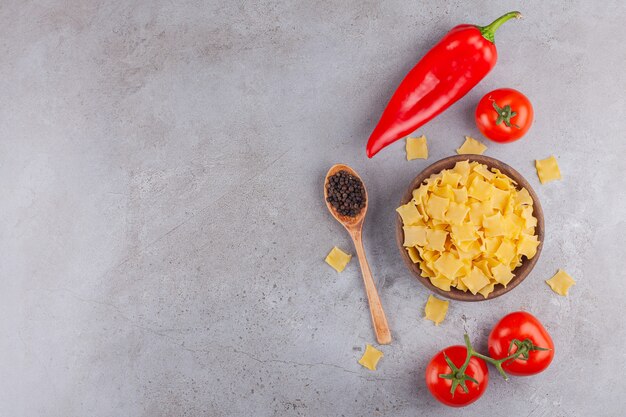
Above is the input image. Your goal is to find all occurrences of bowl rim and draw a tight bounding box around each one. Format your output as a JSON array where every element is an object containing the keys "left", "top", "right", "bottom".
[{"left": 395, "top": 154, "right": 544, "bottom": 302}]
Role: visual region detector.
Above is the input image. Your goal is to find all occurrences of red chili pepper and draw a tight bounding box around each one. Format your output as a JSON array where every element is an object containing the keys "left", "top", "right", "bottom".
[{"left": 366, "top": 11, "right": 522, "bottom": 158}]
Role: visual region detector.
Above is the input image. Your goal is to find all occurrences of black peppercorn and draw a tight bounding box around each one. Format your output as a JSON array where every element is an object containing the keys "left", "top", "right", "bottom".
[{"left": 326, "top": 170, "right": 366, "bottom": 217}]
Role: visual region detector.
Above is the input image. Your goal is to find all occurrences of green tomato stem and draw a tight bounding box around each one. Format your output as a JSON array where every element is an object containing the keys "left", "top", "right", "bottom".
[
  {"left": 444, "top": 333, "right": 551, "bottom": 391},
  {"left": 462, "top": 333, "right": 535, "bottom": 381}
]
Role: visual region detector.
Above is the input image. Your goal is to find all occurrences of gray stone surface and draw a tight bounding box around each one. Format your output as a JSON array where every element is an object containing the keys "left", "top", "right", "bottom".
[{"left": 2, "top": 0, "right": 625, "bottom": 415}]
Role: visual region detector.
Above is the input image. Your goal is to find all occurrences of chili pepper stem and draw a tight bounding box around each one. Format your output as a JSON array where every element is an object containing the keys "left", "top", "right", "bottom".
[{"left": 479, "top": 11, "right": 522, "bottom": 43}]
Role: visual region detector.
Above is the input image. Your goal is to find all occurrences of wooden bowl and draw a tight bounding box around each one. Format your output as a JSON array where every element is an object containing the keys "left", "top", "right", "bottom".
[{"left": 396, "top": 155, "right": 544, "bottom": 301}]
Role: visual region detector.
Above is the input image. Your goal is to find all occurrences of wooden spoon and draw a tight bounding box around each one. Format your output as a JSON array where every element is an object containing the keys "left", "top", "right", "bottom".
[{"left": 324, "top": 164, "right": 391, "bottom": 345}]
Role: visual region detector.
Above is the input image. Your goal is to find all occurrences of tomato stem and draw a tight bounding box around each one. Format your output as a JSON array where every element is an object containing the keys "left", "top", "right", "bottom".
[
  {"left": 460, "top": 333, "right": 550, "bottom": 382},
  {"left": 492, "top": 101, "right": 521, "bottom": 128},
  {"left": 439, "top": 333, "right": 552, "bottom": 394},
  {"left": 439, "top": 351, "right": 482, "bottom": 397}
]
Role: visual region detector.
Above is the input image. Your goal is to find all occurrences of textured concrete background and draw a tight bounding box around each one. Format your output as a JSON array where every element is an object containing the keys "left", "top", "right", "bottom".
[{"left": 2, "top": 0, "right": 625, "bottom": 416}]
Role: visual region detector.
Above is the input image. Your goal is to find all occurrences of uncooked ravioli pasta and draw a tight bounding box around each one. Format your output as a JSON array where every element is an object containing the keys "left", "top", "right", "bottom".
[
  {"left": 397, "top": 160, "right": 540, "bottom": 298},
  {"left": 406, "top": 135, "right": 428, "bottom": 160}
]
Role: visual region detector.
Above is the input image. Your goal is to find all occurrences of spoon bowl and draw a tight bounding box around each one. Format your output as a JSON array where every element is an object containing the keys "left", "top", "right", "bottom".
[
  {"left": 324, "top": 164, "right": 391, "bottom": 345},
  {"left": 323, "top": 164, "right": 368, "bottom": 229}
]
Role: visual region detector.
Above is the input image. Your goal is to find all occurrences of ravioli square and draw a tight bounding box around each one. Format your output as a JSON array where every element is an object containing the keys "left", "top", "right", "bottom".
[
  {"left": 452, "top": 187, "right": 468, "bottom": 204},
  {"left": 433, "top": 252, "right": 464, "bottom": 279},
  {"left": 450, "top": 223, "right": 477, "bottom": 242},
  {"left": 484, "top": 237, "right": 502, "bottom": 255},
  {"left": 520, "top": 206, "right": 538, "bottom": 228},
  {"left": 494, "top": 239, "right": 516, "bottom": 265},
  {"left": 412, "top": 184, "right": 429, "bottom": 206},
  {"left": 503, "top": 194, "right": 515, "bottom": 215},
  {"left": 491, "top": 187, "right": 510, "bottom": 212},
  {"left": 424, "top": 295, "right": 449, "bottom": 325},
  {"left": 455, "top": 277, "right": 469, "bottom": 292},
  {"left": 468, "top": 177, "right": 495, "bottom": 201},
  {"left": 452, "top": 160, "right": 471, "bottom": 184},
  {"left": 432, "top": 184, "right": 454, "bottom": 200},
  {"left": 396, "top": 202, "right": 422, "bottom": 225},
  {"left": 473, "top": 164, "right": 495, "bottom": 181},
  {"left": 430, "top": 276, "right": 452, "bottom": 291},
  {"left": 406, "top": 135, "right": 428, "bottom": 160},
  {"left": 493, "top": 176, "right": 512, "bottom": 191},
  {"left": 535, "top": 156, "right": 561, "bottom": 184},
  {"left": 474, "top": 259, "right": 493, "bottom": 279},
  {"left": 403, "top": 226, "right": 428, "bottom": 247},
  {"left": 478, "top": 282, "right": 495, "bottom": 299},
  {"left": 518, "top": 233, "right": 540, "bottom": 259},
  {"left": 456, "top": 240, "right": 482, "bottom": 259},
  {"left": 426, "top": 194, "right": 450, "bottom": 220},
  {"left": 419, "top": 260, "right": 436, "bottom": 278},
  {"left": 425, "top": 229, "right": 448, "bottom": 252},
  {"left": 462, "top": 267, "right": 491, "bottom": 295},
  {"left": 419, "top": 247, "right": 437, "bottom": 262},
  {"left": 491, "top": 263, "right": 515, "bottom": 287},
  {"left": 457, "top": 136, "right": 487, "bottom": 155},
  {"left": 445, "top": 202, "right": 470, "bottom": 225},
  {"left": 441, "top": 171, "right": 462, "bottom": 187},
  {"left": 515, "top": 187, "right": 533, "bottom": 206},
  {"left": 406, "top": 246, "right": 420, "bottom": 263},
  {"left": 503, "top": 214, "right": 523, "bottom": 239},
  {"left": 546, "top": 269, "right": 576, "bottom": 296},
  {"left": 483, "top": 212, "right": 506, "bottom": 237},
  {"left": 325, "top": 246, "right": 352, "bottom": 272},
  {"left": 469, "top": 201, "right": 493, "bottom": 226},
  {"left": 358, "top": 344, "right": 384, "bottom": 371}
]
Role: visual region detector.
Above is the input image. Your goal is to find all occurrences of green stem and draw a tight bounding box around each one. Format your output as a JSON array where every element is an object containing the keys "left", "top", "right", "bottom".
[
  {"left": 462, "top": 333, "right": 532, "bottom": 381},
  {"left": 471, "top": 350, "right": 510, "bottom": 380},
  {"left": 478, "top": 11, "right": 522, "bottom": 43},
  {"left": 458, "top": 334, "right": 474, "bottom": 374},
  {"left": 444, "top": 333, "right": 549, "bottom": 393}
]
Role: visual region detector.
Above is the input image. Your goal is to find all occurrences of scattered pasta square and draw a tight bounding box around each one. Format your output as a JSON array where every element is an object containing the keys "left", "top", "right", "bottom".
[
  {"left": 535, "top": 156, "right": 561, "bottom": 184},
  {"left": 424, "top": 294, "right": 449, "bottom": 325},
  {"left": 325, "top": 246, "right": 352, "bottom": 272},
  {"left": 406, "top": 135, "right": 429, "bottom": 160},
  {"left": 546, "top": 269, "right": 575, "bottom": 296},
  {"left": 358, "top": 344, "right": 384, "bottom": 370},
  {"left": 456, "top": 136, "right": 487, "bottom": 155}
]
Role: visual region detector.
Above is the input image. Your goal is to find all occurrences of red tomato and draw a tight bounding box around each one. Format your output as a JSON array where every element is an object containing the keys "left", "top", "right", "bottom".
[
  {"left": 488, "top": 311, "right": 554, "bottom": 376},
  {"left": 425, "top": 345, "right": 489, "bottom": 407},
  {"left": 475, "top": 88, "right": 533, "bottom": 142}
]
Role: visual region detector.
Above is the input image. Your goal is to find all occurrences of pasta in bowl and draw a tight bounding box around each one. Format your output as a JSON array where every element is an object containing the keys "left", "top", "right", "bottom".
[{"left": 396, "top": 155, "right": 544, "bottom": 301}]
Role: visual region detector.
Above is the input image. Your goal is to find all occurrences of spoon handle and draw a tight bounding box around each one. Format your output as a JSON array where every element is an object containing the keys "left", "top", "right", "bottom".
[{"left": 351, "top": 231, "right": 392, "bottom": 345}]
